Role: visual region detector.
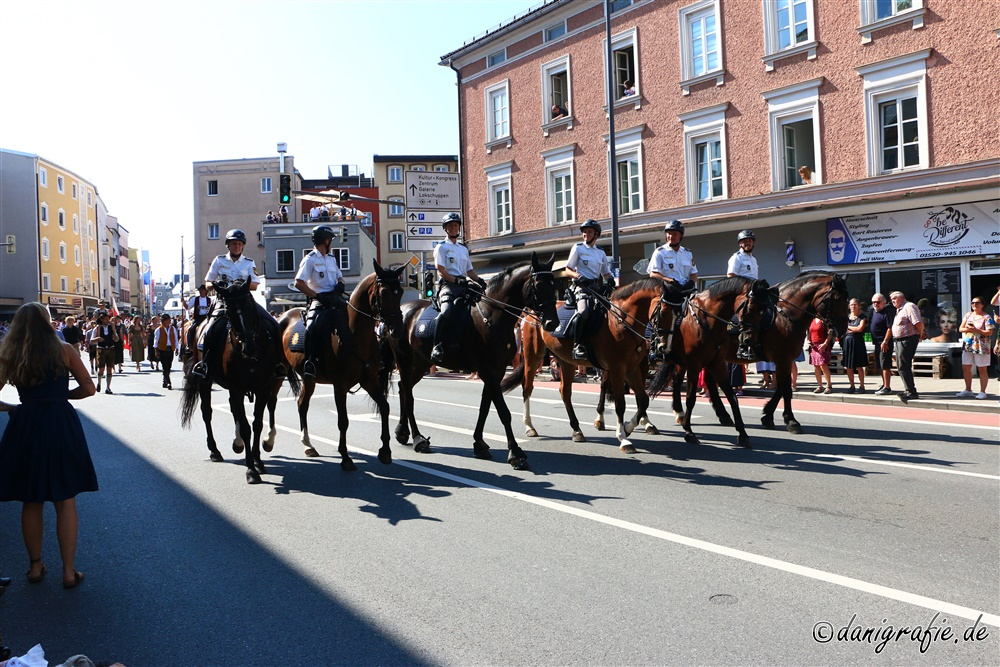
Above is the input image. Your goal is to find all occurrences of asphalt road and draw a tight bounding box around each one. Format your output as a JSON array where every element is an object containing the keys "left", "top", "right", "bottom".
[{"left": 1, "top": 367, "right": 997, "bottom": 666}]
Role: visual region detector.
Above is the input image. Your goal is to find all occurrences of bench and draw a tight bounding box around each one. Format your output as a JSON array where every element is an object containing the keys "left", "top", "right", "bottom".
[{"left": 829, "top": 342, "right": 956, "bottom": 379}]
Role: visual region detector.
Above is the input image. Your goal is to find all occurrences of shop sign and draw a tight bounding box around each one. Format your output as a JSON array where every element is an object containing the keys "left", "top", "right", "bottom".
[
  {"left": 826, "top": 201, "right": 1000, "bottom": 265},
  {"left": 47, "top": 297, "right": 83, "bottom": 307}
]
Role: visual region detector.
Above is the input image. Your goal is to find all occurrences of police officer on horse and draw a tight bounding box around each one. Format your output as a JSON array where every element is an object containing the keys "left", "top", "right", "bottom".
[
  {"left": 190, "top": 229, "right": 258, "bottom": 380},
  {"left": 648, "top": 219, "right": 698, "bottom": 291},
  {"left": 430, "top": 213, "right": 485, "bottom": 364},
  {"left": 566, "top": 219, "right": 614, "bottom": 360},
  {"left": 726, "top": 229, "right": 769, "bottom": 360},
  {"left": 294, "top": 224, "right": 347, "bottom": 378}
]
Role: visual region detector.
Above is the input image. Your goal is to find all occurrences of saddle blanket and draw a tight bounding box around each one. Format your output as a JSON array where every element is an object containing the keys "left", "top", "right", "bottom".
[
  {"left": 552, "top": 303, "right": 608, "bottom": 339},
  {"left": 414, "top": 304, "right": 441, "bottom": 342},
  {"left": 287, "top": 319, "right": 307, "bottom": 352}
]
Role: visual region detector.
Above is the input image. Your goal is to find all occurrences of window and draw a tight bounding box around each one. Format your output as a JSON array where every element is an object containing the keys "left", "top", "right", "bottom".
[
  {"left": 74, "top": 245, "right": 81, "bottom": 265},
  {"left": 610, "top": 0, "right": 634, "bottom": 11},
  {"left": 57, "top": 175, "right": 65, "bottom": 193},
  {"left": 859, "top": 0, "right": 925, "bottom": 42},
  {"left": 40, "top": 203, "right": 48, "bottom": 224},
  {"left": 90, "top": 251, "right": 95, "bottom": 267},
  {"left": 41, "top": 238, "right": 50, "bottom": 260},
  {"left": 484, "top": 80, "right": 511, "bottom": 148},
  {"left": 61, "top": 276, "right": 68, "bottom": 292},
  {"left": 42, "top": 274, "right": 50, "bottom": 291},
  {"left": 681, "top": 103, "right": 728, "bottom": 204},
  {"left": 208, "top": 223, "right": 220, "bottom": 240},
  {"left": 276, "top": 249, "right": 295, "bottom": 272},
  {"left": 411, "top": 164, "right": 426, "bottom": 172},
  {"left": 388, "top": 166, "right": 403, "bottom": 182},
  {"left": 388, "top": 197, "right": 404, "bottom": 217},
  {"left": 72, "top": 183, "right": 78, "bottom": 199},
  {"left": 488, "top": 49, "right": 506, "bottom": 68},
  {"left": 762, "top": 0, "right": 817, "bottom": 70},
  {"left": 433, "top": 164, "right": 450, "bottom": 172},
  {"left": 39, "top": 167, "right": 47, "bottom": 187},
  {"left": 857, "top": 50, "right": 930, "bottom": 176},
  {"left": 207, "top": 180, "right": 218, "bottom": 196},
  {"left": 59, "top": 242, "right": 67, "bottom": 263},
  {"left": 679, "top": 0, "right": 724, "bottom": 93},
  {"left": 58, "top": 210, "right": 65, "bottom": 229},
  {"left": 87, "top": 191, "right": 92, "bottom": 206},
  {"left": 485, "top": 161, "right": 513, "bottom": 235},
  {"left": 604, "top": 125, "right": 645, "bottom": 214},
  {"left": 332, "top": 248, "right": 350, "bottom": 271},
  {"left": 261, "top": 177, "right": 272, "bottom": 193},
  {"left": 73, "top": 215, "right": 79, "bottom": 234},
  {"left": 390, "top": 231, "right": 405, "bottom": 251},
  {"left": 763, "top": 78, "right": 822, "bottom": 189},
  {"left": 76, "top": 279, "right": 82, "bottom": 293},
  {"left": 542, "top": 55, "right": 572, "bottom": 125},
  {"left": 544, "top": 22, "right": 566, "bottom": 42},
  {"left": 605, "top": 28, "right": 639, "bottom": 103},
  {"left": 543, "top": 145, "right": 575, "bottom": 226}
]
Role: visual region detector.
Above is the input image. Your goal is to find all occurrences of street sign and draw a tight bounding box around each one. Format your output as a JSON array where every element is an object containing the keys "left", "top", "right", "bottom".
[
  {"left": 407, "top": 254, "right": 420, "bottom": 267},
  {"left": 405, "top": 221, "right": 447, "bottom": 239},
  {"left": 404, "top": 171, "right": 461, "bottom": 210},
  {"left": 406, "top": 238, "right": 446, "bottom": 252},
  {"left": 404, "top": 209, "right": 452, "bottom": 231}
]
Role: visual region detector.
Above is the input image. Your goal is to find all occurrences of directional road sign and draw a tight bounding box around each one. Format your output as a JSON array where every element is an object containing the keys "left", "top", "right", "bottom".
[
  {"left": 406, "top": 238, "right": 446, "bottom": 252},
  {"left": 404, "top": 171, "right": 461, "bottom": 210},
  {"left": 404, "top": 210, "right": 452, "bottom": 232}
]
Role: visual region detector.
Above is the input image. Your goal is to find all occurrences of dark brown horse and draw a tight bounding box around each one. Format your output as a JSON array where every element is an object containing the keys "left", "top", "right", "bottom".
[
  {"left": 280, "top": 261, "right": 405, "bottom": 471},
  {"left": 385, "top": 254, "right": 559, "bottom": 470},
  {"left": 501, "top": 278, "right": 681, "bottom": 453},
  {"left": 180, "top": 279, "right": 300, "bottom": 483}
]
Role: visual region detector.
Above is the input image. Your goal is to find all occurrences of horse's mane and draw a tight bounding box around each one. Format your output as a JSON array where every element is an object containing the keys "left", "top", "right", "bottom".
[
  {"left": 706, "top": 276, "right": 752, "bottom": 299},
  {"left": 612, "top": 277, "right": 663, "bottom": 300},
  {"left": 779, "top": 270, "right": 838, "bottom": 295},
  {"left": 487, "top": 261, "right": 531, "bottom": 293}
]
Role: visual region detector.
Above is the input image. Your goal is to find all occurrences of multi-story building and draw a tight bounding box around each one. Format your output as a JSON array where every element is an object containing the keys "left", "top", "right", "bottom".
[
  {"left": 372, "top": 155, "right": 459, "bottom": 281},
  {"left": 128, "top": 248, "right": 143, "bottom": 313},
  {"left": 440, "top": 0, "right": 999, "bottom": 318},
  {"left": 0, "top": 149, "right": 102, "bottom": 318}
]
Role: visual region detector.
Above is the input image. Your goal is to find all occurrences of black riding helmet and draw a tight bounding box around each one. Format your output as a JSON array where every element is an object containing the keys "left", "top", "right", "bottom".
[
  {"left": 311, "top": 225, "right": 336, "bottom": 245},
  {"left": 738, "top": 229, "right": 755, "bottom": 242},
  {"left": 225, "top": 229, "right": 247, "bottom": 245},
  {"left": 441, "top": 212, "right": 462, "bottom": 228},
  {"left": 663, "top": 219, "right": 685, "bottom": 235},
  {"left": 579, "top": 219, "right": 601, "bottom": 237}
]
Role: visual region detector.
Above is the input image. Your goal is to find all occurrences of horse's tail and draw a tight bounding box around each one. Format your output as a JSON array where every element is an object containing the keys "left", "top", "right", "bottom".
[
  {"left": 500, "top": 363, "right": 525, "bottom": 394},
  {"left": 647, "top": 360, "right": 676, "bottom": 398},
  {"left": 180, "top": 373, "right": 201, "bottom": 428},
  {"left": 285, "top": 364, "right": 301, "bottom": 398},
  {"left": 377, "top": 336, "right": 396, "bottom": 399}
]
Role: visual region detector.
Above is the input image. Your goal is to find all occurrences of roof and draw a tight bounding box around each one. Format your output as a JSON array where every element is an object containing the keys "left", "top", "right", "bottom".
[
  {"left": 373, "top": 155, "right": 458, "bottom": 163},
  {"left": 438, "top": 0, "right": 571, "bottom": 63}
]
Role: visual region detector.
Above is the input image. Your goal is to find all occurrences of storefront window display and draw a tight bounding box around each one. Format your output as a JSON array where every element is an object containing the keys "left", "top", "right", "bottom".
[{"left": 880, "top": 266, "right": 960, "bottom": 341}]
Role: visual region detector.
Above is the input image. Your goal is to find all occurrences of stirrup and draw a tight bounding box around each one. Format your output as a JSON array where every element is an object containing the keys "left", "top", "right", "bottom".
[
  {"left": 430, "top": 344, "right": 446, "bottom": 363},
  {"left": 737, "top": 346, "right": 755, "bottom": 361},
  {"left": 190, "top": 361, "right": 208, "bottom": 379},
  {"left": 303, "top": 360, "right": 317, "bottom": 378},
  {"left": 274, "top": 364, "right": 287, "bottom": 379},
  {"left": 572, "top": 344, "right": 588, "bottom": 360}
]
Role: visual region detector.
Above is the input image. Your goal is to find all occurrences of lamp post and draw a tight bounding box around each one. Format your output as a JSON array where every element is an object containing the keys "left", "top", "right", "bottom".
[{"left": 604, "top": 0, "right": 621, "bottom": 282}]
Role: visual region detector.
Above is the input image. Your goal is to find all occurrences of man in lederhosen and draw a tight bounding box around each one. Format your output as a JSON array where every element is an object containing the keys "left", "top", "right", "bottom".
[{"left": 92, "top": 310, "right": 119, "bottom": 394}]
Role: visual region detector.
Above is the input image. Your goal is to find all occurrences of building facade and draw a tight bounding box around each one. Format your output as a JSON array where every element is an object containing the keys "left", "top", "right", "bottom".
[{"left": 441, "top": 0, "right": 999, "bottom": 325}]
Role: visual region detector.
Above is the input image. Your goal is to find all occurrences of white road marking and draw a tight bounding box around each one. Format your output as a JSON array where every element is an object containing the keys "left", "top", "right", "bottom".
[{"left": 347, "top": 412, "right": 522, "bottom": 445}]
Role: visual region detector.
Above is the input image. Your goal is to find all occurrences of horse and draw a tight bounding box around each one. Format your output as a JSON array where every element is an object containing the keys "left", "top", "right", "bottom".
[
  {"left": 385, "top": 253, "right": 560, "bottom": 470},
  {"left": 500, "top": 278, "right": 681, "bottom": 453},
  {"left": 180, "top": 279, "right": 300, "bottom": 484},
  {"left": 279, "top": 261, "right": 405, "bottom": 471},
  {"left": 651, "top": 271, "right": 849, "bottom": 439}
]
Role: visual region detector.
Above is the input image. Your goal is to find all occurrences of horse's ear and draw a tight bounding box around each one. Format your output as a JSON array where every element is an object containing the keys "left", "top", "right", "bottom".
[
  {"left": 373, "top": 258, "right": 383, "bottom": 273},
  {"left": 546, "top": 252, "right": 555, "bottom": 266},
  {"left": 531, "top": 251, "right": 539, "bottom": 268}
]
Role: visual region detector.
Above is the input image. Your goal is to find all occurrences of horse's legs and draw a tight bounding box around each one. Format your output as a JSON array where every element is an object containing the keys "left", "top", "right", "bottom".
[
  {"left": 607, "top": 369, "right": 638, "bottom": 453},
  {"left": 298, "top": 379, "right": 319, "bottom": 457},
  {"left": 627, "top": 365, "right": 658, "bottom": 435},
  {"left": 520, "top": 336, "right": 544, "bottom": 437},
  {"left": 200, "top": 382, "right": 223, "bottom": 462},
  {"left": 707, "top": 361, "right": 751, "bottom": 448},
  {"left": 680, "top": 368, "right": 702, "bottom": 444},
  {"left": 704, "top": 373, "right": 735, "bottom": 427},
  {"left": 471, "top": 384, "right": 493, "bottom": 460},
  {"left": 334, "top": 387, "right": 356, "bottom": 471},
  {"left": 761, "top": 363, "right": 785, "bottom": 429},
  {"left": 595, "top": 375, "right": 607, "bottom": 431},
  {"left": 228, "top": 390, "right": 253, "bottom": 477},
  {"left": 557, "top": 359, "right": 585, "bottom": 442},
  {"left": 361, "top": 375, "right": 393, "bottom": 465},
  {"left": 263, "top": 380, "right": 280, "bottom": 453},
  {"left": 401, "top": 366, "right": 431, "bottom": 453},
  {"left": 775, "top": 365, "right": 802, "bottom": 433},
  {"left": 485, "top": 376, "right": 529, "bottom": 470},
  {"left": 246, "top": 390, "right": 268, "bottom": 482}
]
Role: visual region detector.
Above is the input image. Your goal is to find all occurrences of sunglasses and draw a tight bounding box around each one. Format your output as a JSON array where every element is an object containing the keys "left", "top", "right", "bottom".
[{"left": 972, "top": 301, "right": 983, "bottom": 305}]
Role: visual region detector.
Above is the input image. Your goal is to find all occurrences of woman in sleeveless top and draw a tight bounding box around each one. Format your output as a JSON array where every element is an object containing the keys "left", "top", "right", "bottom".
[{"left": 0, "top": 302, "right": 97, "bottom": 589}]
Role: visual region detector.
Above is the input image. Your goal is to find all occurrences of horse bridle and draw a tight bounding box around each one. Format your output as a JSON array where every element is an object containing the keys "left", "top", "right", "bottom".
[
  {"left": 478, "top": 268, "right": 556, "bottom": 324},
  {"left": 774, "top": 278, "right": 844, "bottom": 337},
  {"left": 346, "top": 276, "right": 401, "bottom": 329}
]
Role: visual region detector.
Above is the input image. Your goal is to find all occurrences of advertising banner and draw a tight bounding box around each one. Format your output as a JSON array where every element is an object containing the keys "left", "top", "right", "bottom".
[{"left": 826, "top": 201, "right": 999, "bottom": 265}]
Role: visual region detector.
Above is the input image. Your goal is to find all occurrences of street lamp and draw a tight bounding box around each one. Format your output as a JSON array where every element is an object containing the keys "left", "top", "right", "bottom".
[{"left": 604, "top": 0, "right": 621, "bottom": 282}]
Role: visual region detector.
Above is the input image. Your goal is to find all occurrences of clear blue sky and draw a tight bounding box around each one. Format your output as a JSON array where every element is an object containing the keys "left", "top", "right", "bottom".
[{"left": 1, "top": 0, "right": 538, "bottom": 280}]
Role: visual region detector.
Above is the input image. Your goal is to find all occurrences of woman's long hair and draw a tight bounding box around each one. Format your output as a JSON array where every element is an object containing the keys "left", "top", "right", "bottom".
[{"left": 0, "top": 302, "right": 65, "bottom": 388}]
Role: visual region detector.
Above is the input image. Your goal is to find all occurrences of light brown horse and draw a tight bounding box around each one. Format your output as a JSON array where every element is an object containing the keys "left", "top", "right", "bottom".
[
  {"left": 279, "top": 261, "right": 405, "bottom": 471},
  {"left": 501, "top": 278, "right": 682, "bottom": 453}
]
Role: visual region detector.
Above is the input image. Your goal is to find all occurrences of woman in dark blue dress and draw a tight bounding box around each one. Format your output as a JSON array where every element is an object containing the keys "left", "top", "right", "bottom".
[
  {"left": 0, "top": 302, "right": 97, "bottom": 589},
  {"left": 842, "top": 298, "right": 869, "bottom": 393}
]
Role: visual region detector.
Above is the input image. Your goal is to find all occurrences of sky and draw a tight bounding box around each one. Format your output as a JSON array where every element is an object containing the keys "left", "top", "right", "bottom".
[{"left": 1, "top": 0, "right": 539, "bottom": 281}]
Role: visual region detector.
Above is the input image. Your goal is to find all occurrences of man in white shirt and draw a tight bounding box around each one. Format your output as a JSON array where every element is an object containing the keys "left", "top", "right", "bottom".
[
  {"left": 294, "top": 225, "right": 347, "bottom": 378},
  {"left": 431, "top": 213, "right": 484, "bottom": 364},
  {"left": 726, "top": 229, "right": 769, "bottom": 360},
  {"left": 566, "top": 220, "right": 613, "bottom": 359}
]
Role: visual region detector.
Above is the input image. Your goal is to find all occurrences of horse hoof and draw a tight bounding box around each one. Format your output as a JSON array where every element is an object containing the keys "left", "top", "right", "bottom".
[
  {"left": 684, "top": 433, "right": 700, "bottom": 445},
  {"left": 395, "top": 428, "right": 410, "bottom": 446},
  {"left": 246, "top": 470, "right": 261, "bottom": 484},
  {"left": 254, "top": 462, "right": 266, "bottom": 474},
  {"left": 675, "top": 415, "right": 684, "bottom": 425},
  {"left": 786, "top": 422, "right": 803, "bottom": 435},
  {"left": 508, "top": 456, "right": 530, "bottom": 470},
  {"left": 760, "top": 416, "right": 776, "bottom": 430},
  {"left": 738, "top": 435, "right": 752, "bottom": 449},
  {"left": 304, "top": 447, "right": 319, "bottom": 458},
  {"left": 620, "top": 441, "right": 638, "bottom": 454},
  {"left": 378, "top": 450, "right": 392, "bottom": 465},
  {"left": 525, "top": 428, "right": 538, "bottom": 438},
  {"left": 473, "top": 441, "right": 492, "bottom": 460},
  {"left": 718, "top": 414, "right": 734, "bottom": 427},
  {"left": 263, "top": 437, "right": 275, "bottom": 453},
  {"left": 413, "top": 437, "right": 431, "bottom": 454},
  {"left": 644, "top": 424, "right": 659, "bottom": 435},
  {"left": 572, "top": 432, "right": 586, "bottom": 443},
  {"left": 341, "top": 459, "right": 358, "bottom": 472},
  {"left": 232, "top": 441, "right": 245, "bottom": 454},
  {"left": 593, "top": 420, "right": 605, "bottom": 431},
  {"left": 209, "top": 451, "right": 224, "bottom": 463}
]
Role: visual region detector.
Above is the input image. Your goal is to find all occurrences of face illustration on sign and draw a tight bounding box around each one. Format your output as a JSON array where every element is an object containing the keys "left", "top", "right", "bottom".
[{"left": 828, "top": 229, "right": 847, "bottom": 262}]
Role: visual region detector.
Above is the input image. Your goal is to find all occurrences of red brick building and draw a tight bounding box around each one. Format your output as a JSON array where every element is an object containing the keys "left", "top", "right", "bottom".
[{"left": 440, "top": 0, "right": 999, "bottom": 314}]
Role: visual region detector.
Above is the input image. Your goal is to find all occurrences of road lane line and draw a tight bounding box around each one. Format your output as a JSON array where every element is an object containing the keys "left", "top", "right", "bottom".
[
  {"left": 348, "top": 412, "right": 523, "bottom": 445},
  {"left": 260, "top": 420, "right": 999, "bottom": 628}
]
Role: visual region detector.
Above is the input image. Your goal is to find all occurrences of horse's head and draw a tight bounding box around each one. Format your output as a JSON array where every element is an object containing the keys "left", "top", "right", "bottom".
[
  {"left": 215, "top": 278, "right": 259, "bottom": 358},
  {"left": 527, "top": 252, "right": 559, "bottom": 332},
  {"left": 370, "top": 260, "right": 405, "bottom": 337},
  {"left": 820, "top": 273, "right": 851, "bottom": 340}
]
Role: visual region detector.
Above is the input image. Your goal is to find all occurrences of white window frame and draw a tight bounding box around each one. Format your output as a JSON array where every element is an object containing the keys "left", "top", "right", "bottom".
[
  {"left": 603, "top": 125, "right": 645, "bottom": 215},
  {"left": 484, "top": 80, "right": 512, "bottom": 151},
  {"left": 603, "top": 28, "right": 641, "bottom": 109},
  {"left": 332, "top": 248, "right": 350, "bottom": 271},
  {"left": 389, "top": 231, "right": 405, "bottom": 251},
  {"left": 59, "top": 241, "right": 67, "bottom": 263},
  {"left": 208, "top": 223, "right": 220, "bottom": 240},
  {"left": 678, "top": 0, "right": 725, "bottom": 94},
  {"left": 74, "top": 245, "right": 81, "bottom": 265},
  {"left": 73, "top": 214, "right": 79, "bottom": 234},
  {"left": 388, "top": 197, "right": 404, "bottom": 217},
  {"left": 761, "top": 0, "right": 817, "bottom": 71},
  {"left": 275, "top": 249, "right": 295, "bottom": 272},
  {"left": 261, "top": 177, "right": 272, "bottom": 194},
  {"left": 542, "top": 55, "right": 573, "bottom": 132},
  {"left": 762, "top": 78, "right": 823, "bottom": 190},
  {"left": 488, "top": 49, "right": 507, "bottom": 68},
  {"left": 57, "top": 175, "right": 65, "bottom": 194},
  {"left": 207, "top": 180, "right": 218, "bottom": 196},
  {"left": 39, "top": 167, "right": 47, "bottom": 187},
  {"left": 72, "top": 183, "right": 78, "bottom": 199},
  {"left": 61, "top": 276, "right": 68, "bottom": 293},
  {"left": 388, "top": 165, "right": 403, "bottom": 182},
  {"left": 42, "top": 274, "right": 50, "bottom": 291},
  {"left": 544, "top": 21, "right": 566, "bottom": 42},
  {"left": 411, "top": 164, "right": 427, "bottom": 172},
  {"left": 680, "top": 103, "right": 729, "bottom": 204},
  {"left": 433, "top": 164, "right": 450, "bottom": 172},
  {"left": 485, "top": 161, "right": 513, "bottom": 236},
  {"left": 859, "top": 0, "right": 925, "bottom": 43},
  {"left": 41, "top": 238, "right": 50, "bottom": 260},
  {"left": 76, "top": 279, "right": 82, "bottom": 294},
  {"left": 87, "top": 191, "right": 92, "bottom": 206},
  {"left": 857, "top": 50, "right": 930, "bottom": 177},
  {"left": 542, "top": 145, "right": 576, "bottom": 227},
  {"left": 58, "top": 210, "right": 66, "bottom": 230},
  {"left": 40, "top": 203, "right": 48, "bottom": 225}
]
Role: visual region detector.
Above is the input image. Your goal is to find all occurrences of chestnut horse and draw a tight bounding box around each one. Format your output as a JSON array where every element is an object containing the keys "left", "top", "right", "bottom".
[
  {"left": 385, "top": 254, "right": 559, "bottom": 470},
  {"left": 501, "top": 278, "right": 682, "bottom": 453},
  {"left": 280, "top": 261, "right": 405, "bottom": 471}
]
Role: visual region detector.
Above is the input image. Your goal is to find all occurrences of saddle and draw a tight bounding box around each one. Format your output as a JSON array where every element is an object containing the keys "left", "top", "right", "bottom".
[
  {"left": 414, "top": 301, "right": 474, "bottom": 343},
  {"left": 287, "top": 305, "right": 345, "bottom": 353},
  {"left": 551, "top": 301, "right": 606, "bottom": 340}
]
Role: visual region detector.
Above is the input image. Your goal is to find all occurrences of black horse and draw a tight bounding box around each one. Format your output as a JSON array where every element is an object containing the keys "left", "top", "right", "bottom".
[
  {"left": 385, "top": 253, "right": 560, "bottom": 470},
  {"left": 180, "top": 279, "right": 300, "bottom": 483}
]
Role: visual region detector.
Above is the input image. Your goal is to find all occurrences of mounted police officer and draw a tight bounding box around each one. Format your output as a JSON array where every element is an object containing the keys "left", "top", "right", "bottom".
[
  {"left": 190, "top": 229, "right": 258, "bottom": 379},
  {"left": 566, "top": 219, "right": 613, "bottom": 360},
  {"left": 648, "top": 219, "right": 698, "bottom": 291},
  {"left": 294, "top": 224, "right": 347, "bottom": 378},
  {"left": 727, "top": 229, "right": 769, "bottom": 360},
  {"left": 430, "top": 212, "right": 485, "bottom": 364}
]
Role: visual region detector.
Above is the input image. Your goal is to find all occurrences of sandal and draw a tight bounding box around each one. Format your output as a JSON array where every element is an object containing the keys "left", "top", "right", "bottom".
[
  {"left": 63, "top": 571, "right": 85, "bottom": 589},
  {"left": 27, "top": 558, "right": 46, "bottom": 584}
]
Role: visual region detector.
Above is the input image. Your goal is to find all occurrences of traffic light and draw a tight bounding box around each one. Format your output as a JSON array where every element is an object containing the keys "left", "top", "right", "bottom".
[
  {"left": 423, "top": 271, "right": 435, "bottom": 298},
  {"left": 408, "top": 272, "right": 419, "bottom": 291},
  {"left": 279, "top": 174, "right": 291, "bottom": 205},
  {"left": 339, "top": 226, "right": 348, "bottom": 243}
]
